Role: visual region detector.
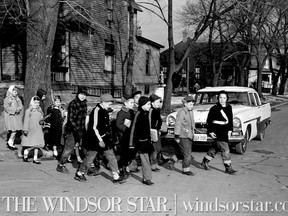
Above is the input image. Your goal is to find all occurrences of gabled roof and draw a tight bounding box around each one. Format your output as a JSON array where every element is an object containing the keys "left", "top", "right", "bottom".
[
  {"left": 136, "top": 36, "right": 164, "bottom": 49},
  {"left": 131, "top": 0, "right": 143, "bottom": 12}
]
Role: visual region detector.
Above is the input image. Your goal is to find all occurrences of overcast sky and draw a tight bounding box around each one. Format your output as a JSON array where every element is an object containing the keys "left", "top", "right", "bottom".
[{"left": 137, "top": 1, "right": 188, "bottom": 49}]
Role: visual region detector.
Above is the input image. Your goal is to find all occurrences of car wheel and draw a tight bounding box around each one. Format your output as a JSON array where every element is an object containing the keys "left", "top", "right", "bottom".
[{"left": 235, "top": 129, "right": 250, "bottom": 154}]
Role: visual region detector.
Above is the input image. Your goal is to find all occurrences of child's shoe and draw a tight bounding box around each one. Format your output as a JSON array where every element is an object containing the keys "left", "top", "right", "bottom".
[
  {"left": 33, "top": 160, "right": 41, "bottom": 164},
  {"left": 74, "top": 172, "right": 87, "bottom": 182}
]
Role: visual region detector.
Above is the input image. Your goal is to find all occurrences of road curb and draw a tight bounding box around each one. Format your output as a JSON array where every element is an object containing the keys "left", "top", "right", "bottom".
[{"left": 271, "top": 101, "right": 288, "bottom": 109}]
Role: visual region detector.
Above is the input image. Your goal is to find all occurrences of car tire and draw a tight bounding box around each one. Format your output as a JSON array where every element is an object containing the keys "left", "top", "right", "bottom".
[{"left": 235, "top": 129, "right": 250, "bottom": 154}]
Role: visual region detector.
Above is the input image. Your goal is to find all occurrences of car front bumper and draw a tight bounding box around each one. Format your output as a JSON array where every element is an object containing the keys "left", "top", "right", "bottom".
[{"left": 164, "top": 133, "right": 245, "bottom": 144}]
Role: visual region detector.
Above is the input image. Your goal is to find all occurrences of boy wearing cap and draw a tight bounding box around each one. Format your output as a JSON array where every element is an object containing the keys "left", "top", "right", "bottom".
[
  {"left": 174, "top": 95, "right": 196, "bottom": 176},
  {"left": 115, "top": 94, "right": 135, "bottom": 178},
  {"left": 130, "top": 96, "right": 155, "bottom": 185},
  {"left": 149, "top": 94, "right": 167, "bottom": 171},
  {"left": 129, "top": 89, "right": 142, "bottom": 172},
  {"left": 56, "top": 87, "right": 88, "bottom": 175},
  {"left": 76, "top": 93, "right": 126, "bottom": 183}
]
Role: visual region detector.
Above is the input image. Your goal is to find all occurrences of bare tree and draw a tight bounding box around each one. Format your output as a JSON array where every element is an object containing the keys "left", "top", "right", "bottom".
[
  {"left": 24, "top": 0, "right": 60, "bottom": 108},
  {"left": 175, "top": 0, "right": 242, "bottom": 75},
  {"left": 1, "top": 0, "right": 114, "bottom": 109},
  {"left": 137, "top": 0, "right": 175, "bottom": 114},
  {"left": 265, "top": 0, "right": 288, "bottom": 95}
]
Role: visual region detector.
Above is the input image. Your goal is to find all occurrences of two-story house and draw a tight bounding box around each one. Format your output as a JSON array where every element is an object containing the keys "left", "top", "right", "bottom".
[{"left": 0, "top": 0, "right": 164, "bottom": 107}]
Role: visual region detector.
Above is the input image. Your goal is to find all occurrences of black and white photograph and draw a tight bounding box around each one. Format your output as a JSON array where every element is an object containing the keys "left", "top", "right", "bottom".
[{"left": 0, "top": 0, "right": 288, "bottom": 215}]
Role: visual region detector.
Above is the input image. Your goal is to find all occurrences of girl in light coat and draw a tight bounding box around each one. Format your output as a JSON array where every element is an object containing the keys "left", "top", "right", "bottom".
[
  {"left": 21, "top": 96, "right": 45, "bottom": 164},
  {"left": 3, "top": 85, "right": 23, "bottom": 150}
]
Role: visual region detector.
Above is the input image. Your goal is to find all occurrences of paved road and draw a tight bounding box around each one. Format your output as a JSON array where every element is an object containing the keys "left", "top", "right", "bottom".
[{"left": 0, "top": 105, "right": 288, "bottom": 216}]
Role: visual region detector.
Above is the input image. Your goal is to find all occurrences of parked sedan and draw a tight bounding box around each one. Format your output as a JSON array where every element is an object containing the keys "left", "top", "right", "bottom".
[{"left": 163, "top": 86, "right": 271, "bottom": 154}]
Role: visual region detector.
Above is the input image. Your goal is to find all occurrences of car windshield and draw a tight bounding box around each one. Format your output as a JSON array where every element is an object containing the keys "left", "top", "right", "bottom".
[{"left": 195, "top": 92, "right": 249, "bottom": 106}]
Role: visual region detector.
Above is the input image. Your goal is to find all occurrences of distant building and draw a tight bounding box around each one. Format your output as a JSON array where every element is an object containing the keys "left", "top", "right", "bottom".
[
  {"left": 133, "top": 30, "right": 164, "bottom": 95},
  {"left": 160, "top": 31, "right": 244, "bottom": 93}
]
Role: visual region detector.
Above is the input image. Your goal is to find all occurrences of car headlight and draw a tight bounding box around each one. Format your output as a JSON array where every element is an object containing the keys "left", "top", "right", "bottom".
[
  {"left": 167, "top": 116, "right": 176, "bottom": 127},
  {"left": 233, "top": 117, "right": 241, "bottom": 129}
]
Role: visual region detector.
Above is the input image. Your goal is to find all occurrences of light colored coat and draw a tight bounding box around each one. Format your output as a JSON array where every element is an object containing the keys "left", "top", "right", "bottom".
[
  {"left": 174, "top": 107, "right": 195, "bottom": 140},
  {"left": 3, "top": 85, "right": 23, "bottom": 131},
  {"left": 21, "top": 108, "right": 45, "bottom": 148}
]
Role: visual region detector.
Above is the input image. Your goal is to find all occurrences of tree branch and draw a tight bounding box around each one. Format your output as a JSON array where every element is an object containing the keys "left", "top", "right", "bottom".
[{"left": 137, "top": 1, "right": 168, "bottom": 25}]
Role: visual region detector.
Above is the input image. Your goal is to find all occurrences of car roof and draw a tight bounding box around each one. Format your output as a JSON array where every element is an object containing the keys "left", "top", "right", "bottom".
[{"left": 197, "top": 86, "right": 255, "bottom": 93}]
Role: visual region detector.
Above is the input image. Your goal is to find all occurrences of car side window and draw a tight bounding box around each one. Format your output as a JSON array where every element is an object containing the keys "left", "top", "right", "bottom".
[
  {"left": 254, "top": 93, "right": 261, "bottom": 106},
  {"left": 249, "top": 93, "right": 257, "bottom": 106}
]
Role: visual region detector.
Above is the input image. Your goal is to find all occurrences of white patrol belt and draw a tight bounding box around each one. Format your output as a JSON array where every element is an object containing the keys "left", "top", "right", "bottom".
[{"left": 212, "top": 120, "right": 228, "bottom": 125}]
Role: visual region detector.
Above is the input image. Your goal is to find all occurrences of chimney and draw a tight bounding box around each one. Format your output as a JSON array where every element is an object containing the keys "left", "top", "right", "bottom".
[
  {"left": 182, "top": 29, "right": 188, "bottom": 42},
  {"left": 136, "top": 26, "right": 142, "bottom": 36}
]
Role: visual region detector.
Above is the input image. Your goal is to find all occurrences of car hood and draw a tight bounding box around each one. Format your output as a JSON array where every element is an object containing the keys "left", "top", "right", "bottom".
[{"left": 181, "top": 104, "right": 251, "bottom": 123}]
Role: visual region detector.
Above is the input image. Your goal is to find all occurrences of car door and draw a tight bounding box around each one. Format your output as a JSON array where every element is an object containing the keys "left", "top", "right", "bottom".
[{"left": 247, "top": 92, "right": 260, "bottom": 138}]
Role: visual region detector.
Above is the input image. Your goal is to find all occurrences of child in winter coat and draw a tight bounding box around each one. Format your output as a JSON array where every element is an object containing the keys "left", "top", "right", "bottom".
[
  {"left": 46, "top": 95, "right": 65, "bottom": 157},
  {"left": 22, "top": 96, "right": 45, "bottom": 164},
  {"left": 174, "top": 95, "right": 196, "bottom": 176},
  {"left": 115, "top": 94, "right": 135, "bottom": 177},
  {"left": 149, "top": 94, "right": 167, "bottom": 172},
  {"left": 3, "top": 85, "right": 23, "bottom": 150},
  {"left": 130, "top": 96, "right": 154, "bottom": 185}
]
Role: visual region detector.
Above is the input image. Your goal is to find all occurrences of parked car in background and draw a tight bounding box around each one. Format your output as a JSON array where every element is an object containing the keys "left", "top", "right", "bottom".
[{"left": 164, "top": 86, "right": 271, "bottom": 154}]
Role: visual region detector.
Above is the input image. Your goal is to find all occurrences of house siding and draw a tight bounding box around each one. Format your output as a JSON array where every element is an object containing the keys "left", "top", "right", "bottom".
[
  {"left": 1, "top": 0, "right": 163, "bottom": 98},
  {"left": 133, "top": 40, "right": 162, "bottom": 94},
  {"left": 68, "top": 0, "right": 128, "bottom": 89},
  {"left": 1, "top": 45, "right": 23, "bottom": 81}
]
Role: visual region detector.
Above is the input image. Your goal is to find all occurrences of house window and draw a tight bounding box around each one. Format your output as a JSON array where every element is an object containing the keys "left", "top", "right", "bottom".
[
  {"left": 144, "top": 85, "right": 150, "bottom": 94},
  {"left": 107, "top": 11, "right": 113, "bottom": 22},
  {"left": 51, "top": 31, "right": 70, "bottom": 82},
  {"left": 105, "top": 55, "right": 113, "bottom": 72},
  {"left": 145, "top": 49, "right": 151, "bottom": 75},
  {"left": 104, "top": 42, "right": 115, "bottom": 72},
  {"left": 195, "top": 68, "right": 200, "bottom": 79},
  {"left": 106, "top": 0, "right": 113, "bottom": 22},
  {"left": 106, "top": 0, "right": 113, "bottom": 10}
]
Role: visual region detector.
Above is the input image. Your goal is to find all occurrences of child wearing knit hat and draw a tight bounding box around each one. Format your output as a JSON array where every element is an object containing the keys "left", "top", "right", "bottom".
[{"left": 130, "top": 96, "right": 155, "bottom": 185}]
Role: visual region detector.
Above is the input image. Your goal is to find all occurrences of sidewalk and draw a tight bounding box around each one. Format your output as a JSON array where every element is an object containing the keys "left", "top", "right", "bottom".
[{"left": 1, "top": 94, "right": 288, "bottom": 161}]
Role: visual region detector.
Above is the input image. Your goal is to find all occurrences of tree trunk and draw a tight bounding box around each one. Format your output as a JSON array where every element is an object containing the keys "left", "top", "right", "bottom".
[
  {"left": 24, "top": 0, "right": 59, "bottom": 109},
  {"left": 278, "top": 75, "right": 287, "bottom": 95},
  {"left": 125, "top": 0, "right": 134, "bottom": 96},
  {"left": 271, "top": 71, "right": 280, "bottom": 95},
  {"left": 211, "top": 62, "right": 218, "bottom": 86},
  {"left": 162, "top": 0, "right": 175, "bottom": 115},
  {"left": 238, "top": 65, "right": 245, "bottom": 86},
  {"left": 0, "top": 33, "right": 2, "bottom": 81},
  {"left": 257, "top": 55, "right": 267, "bottom": 98},
  {"left": 274, "top": 55, "right": 287, "bottom": 95},
  {"left": 278, "top": 61, "right": 288, "bottom": 95}
]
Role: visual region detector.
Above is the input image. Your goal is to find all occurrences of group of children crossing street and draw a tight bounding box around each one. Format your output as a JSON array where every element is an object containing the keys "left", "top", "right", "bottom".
[{"left": 3, "top": 85, "right": 237, "bottom": 186}]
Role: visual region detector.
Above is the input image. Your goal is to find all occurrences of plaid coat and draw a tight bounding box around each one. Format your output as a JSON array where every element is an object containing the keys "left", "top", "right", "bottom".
[{"left": 64, "top": 97, "right": 87, "bottom": 142}]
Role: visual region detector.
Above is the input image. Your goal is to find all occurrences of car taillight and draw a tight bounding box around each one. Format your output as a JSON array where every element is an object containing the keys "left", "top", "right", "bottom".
[{"left": 167, "top": 116, "right": 176, "bottom": 127}]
